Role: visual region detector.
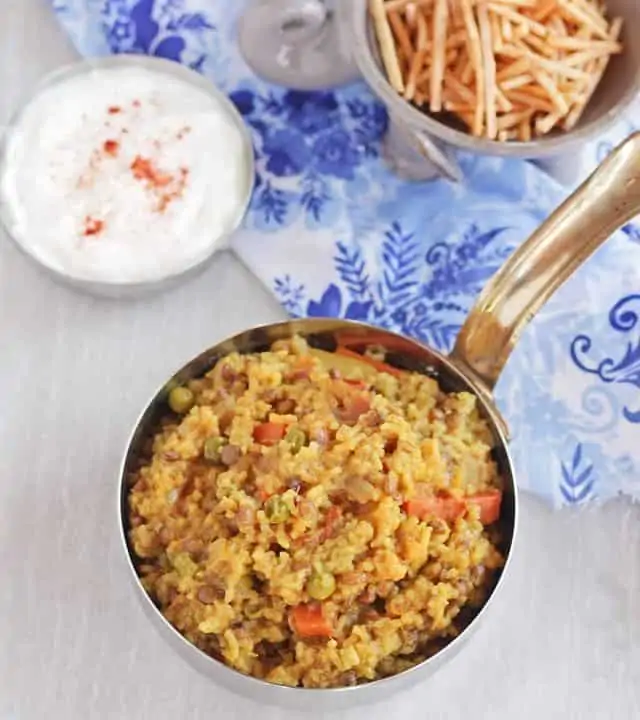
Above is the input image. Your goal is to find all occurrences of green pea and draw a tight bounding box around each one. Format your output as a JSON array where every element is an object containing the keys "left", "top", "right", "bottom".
[
  {"left": 306, "top": 570, "right": 336, "bottom": 600},
  {"left": 285, "top": 426, "right": 307, "bottom": 454},
  {"left": 203, "top": 436, "right": 227, "bottom": 463},
  {"left": 264, "top": 495, "right": 291, "bottom": 524},
  {"left": 168, "top": 386, "right": 195, "bottom": 414}
]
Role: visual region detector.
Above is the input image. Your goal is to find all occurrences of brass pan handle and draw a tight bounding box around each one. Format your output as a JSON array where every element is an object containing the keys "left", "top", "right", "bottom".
[{"left": 451, "top": 132, "right": 640, "bottom": 394}]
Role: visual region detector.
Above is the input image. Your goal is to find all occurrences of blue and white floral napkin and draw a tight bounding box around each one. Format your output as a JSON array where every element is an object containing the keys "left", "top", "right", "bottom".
[{"left": 52, "top": 0, "right": 640, "bottom": 507}]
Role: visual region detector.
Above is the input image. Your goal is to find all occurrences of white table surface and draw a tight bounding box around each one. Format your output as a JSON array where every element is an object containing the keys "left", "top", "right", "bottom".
[{"left": 1, "top": 2, "right": 639, "bottom": 718}]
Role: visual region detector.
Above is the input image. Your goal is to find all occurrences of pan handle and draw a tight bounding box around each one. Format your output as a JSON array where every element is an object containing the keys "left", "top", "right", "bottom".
[{"left": 450, "top": 131, "right": 640, "bottom": 394}]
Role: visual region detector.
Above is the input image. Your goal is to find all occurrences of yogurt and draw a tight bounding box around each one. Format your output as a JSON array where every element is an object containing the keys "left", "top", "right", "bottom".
[{"left": 0, "top": 62, "right": 253, "bottom": 284}]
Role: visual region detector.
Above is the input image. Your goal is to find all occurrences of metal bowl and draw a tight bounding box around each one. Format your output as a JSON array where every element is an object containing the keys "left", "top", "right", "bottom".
[
  {"left": 118, "top": 318, "right": 518, "bottom": 710},
  {"left": 348, "top": 0, "right": 640, "bottom": 181},
  {"left": 0, "top": 55, "right": 255, "bottom": 300},
  {"left": 118, "top": 132, "right": 640, "bottom": 709}
]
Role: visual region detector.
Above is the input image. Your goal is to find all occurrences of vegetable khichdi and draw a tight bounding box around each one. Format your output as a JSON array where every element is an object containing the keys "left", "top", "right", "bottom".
[{"left": 128, "top": 336, "right": 505, "bottom": 688}]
